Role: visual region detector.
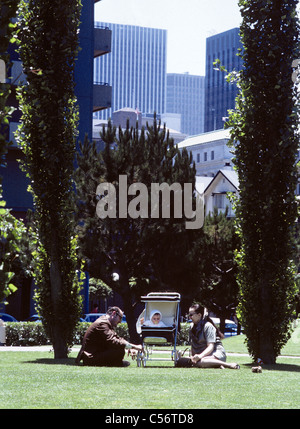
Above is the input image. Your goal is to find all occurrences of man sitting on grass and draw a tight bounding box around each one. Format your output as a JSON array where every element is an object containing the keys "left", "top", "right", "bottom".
[{"left": 76, "top": 306, "right": 142, "bottom": 367}]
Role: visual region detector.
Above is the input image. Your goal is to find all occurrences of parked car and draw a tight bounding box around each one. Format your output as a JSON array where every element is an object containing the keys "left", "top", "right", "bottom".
[
  {"left": 25, "top": 314, "right": 85, "bottom": 322},
  {"left": 84, "top": 313, "right": 105, "bottom": 323},
  {"left": 84, "top": 313, "right": 127, "bottom": 323},
  {"left": 211, "top": 317, "right": 238, "bottom": 336},
  {"left": 25, "top": 314, "right": 42, "bottom": 322},
  {"left": 224, "top": 321, "right": 238, "bottom": 336},
  {"left": 0, "top": 313, "right": 18, "bottom": 322}
]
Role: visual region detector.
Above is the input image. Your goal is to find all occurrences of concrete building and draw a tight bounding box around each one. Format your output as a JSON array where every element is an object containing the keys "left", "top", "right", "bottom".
[
  {"left": 178, "top": 128, "right": 233, "bottom": 176},
  {"left": 0, "top": 0, "right": 111, "bottom": 320},
  {"left": 1, "top": 0, "right": 111, "bottom": 219},
  {"left": 93, "top": 109, "right": 186, "bottom": 148}
]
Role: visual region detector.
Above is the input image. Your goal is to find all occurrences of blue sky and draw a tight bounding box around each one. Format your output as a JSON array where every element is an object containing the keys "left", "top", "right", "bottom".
[{"left": 95, "top": 0, "right": 242, "bottom": 76}]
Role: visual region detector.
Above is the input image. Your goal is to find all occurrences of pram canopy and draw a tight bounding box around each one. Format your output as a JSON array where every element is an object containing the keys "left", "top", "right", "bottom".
[
  {"left": 137, "top": 292, "right": 181, "bottom": 343},
  {"left": 141, "top": 292, "right": 180, "bottom": 326}
]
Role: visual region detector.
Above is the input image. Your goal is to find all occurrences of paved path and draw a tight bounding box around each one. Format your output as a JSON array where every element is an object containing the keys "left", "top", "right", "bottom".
[
  {"left": 0, "top": 345, "right": 76, "bottom": 352},
  {"left": 0, "top": 345, "right": 299, "bottom": 359}
]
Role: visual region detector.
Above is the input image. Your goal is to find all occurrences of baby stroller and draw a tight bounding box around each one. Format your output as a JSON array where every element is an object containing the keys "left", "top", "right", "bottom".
[{"left": 136, "top": 292, "right": 181, "bottom": 367}]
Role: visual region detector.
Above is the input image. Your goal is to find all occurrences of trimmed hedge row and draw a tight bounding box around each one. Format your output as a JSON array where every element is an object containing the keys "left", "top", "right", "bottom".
[{"left": 3, "top": 322, "right": 191, "bottom": 347}]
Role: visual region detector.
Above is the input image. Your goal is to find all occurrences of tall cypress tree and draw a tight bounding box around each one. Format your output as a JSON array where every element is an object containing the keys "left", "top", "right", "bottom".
[
  {"left": 17, "top": 0, "right": 82, "bottom": 358},
  {"left": 228, "top": 0, "right": 300, "bottom": 363}
]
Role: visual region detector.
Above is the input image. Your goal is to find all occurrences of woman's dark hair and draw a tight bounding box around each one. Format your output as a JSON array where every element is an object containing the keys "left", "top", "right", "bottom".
[{"left": 189, "top": 303, "right": 224, "bottom": 339}]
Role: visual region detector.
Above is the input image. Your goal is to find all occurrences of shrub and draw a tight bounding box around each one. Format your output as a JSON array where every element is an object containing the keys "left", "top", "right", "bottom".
[
  {"left": 5, "top": 322, "right": 50, "bottom": 346},
  {"left": 4, "top": 322, "right": 190, "bottom": 346}
]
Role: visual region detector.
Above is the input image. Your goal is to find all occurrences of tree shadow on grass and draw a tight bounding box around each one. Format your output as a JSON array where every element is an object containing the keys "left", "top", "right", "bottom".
[
  {"left": 244, "top": 362, "right": 300, "bottom": 372},
  {"left": 24, "top": 357, "right": 78, "bottom": 366}
]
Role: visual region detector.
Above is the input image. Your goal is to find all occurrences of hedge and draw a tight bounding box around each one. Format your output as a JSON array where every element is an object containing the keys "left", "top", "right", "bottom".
[{"left": 2, "top": 322, "right": 191, "bottom": 347}]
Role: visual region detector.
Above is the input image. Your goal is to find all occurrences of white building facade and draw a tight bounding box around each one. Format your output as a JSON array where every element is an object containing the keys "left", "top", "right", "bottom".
[{"left": 178, "top": 128, "right": 233, "bottom": 177}]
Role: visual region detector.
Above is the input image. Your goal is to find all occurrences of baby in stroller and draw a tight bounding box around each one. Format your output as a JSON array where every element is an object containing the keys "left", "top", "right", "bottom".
[{"left": 141, "top": 309, "right": 167, "bottom": 328}]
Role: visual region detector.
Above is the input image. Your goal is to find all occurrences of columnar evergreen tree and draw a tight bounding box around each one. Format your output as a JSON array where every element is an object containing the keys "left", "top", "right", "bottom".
[
  {"left": 16, "top": 0, "right": 83, "bottom": 358},
  {"left": 227, "top": 0, "right": 300, "bottom": 363}
]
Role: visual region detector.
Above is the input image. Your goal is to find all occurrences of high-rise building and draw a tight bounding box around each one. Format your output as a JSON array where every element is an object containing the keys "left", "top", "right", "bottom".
[
  {"left": 1, "top": 1, "right": 111, "bottom": 219},
  {"left": 0, "top": 1, "right": 110, "bottom": 318},
  {"left": 94, "top": 22, "right": 167, "bottom": 119},
  {"left": 204, "top": 28, "right": 242, "bottom": 132},
  {"left": 166, "top": 73, "right": 205, "bottom": 136}
]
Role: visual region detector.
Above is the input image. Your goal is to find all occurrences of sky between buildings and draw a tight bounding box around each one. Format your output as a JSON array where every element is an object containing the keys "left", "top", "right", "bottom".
[{"left": 95, "top": 0, "right": 243, "bottom": 76}]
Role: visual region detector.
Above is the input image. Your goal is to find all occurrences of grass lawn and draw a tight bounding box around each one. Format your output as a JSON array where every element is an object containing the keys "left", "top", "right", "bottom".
[{"left": 1, "top": 327, "right": 299, "bottom": 409}]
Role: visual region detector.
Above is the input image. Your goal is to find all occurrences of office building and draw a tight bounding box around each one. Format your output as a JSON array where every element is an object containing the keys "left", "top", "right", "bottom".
[
  {"left": 1, "top": 1, "right": 111, "bottom": 219},
  {"left": 166, "top": 73, "right": 205, "bottom": 136},
  {"left": 0, "top": 0, "right": 111, "bottom": 319},
  {"left": 204, "top": 28, "right": 242, "bottom": 132},
  {"left": 178, "top": 128, "right": 233, "bottom": 177},
  {"left": 94, "top": 22, "right": 167, "bottom": 120}
]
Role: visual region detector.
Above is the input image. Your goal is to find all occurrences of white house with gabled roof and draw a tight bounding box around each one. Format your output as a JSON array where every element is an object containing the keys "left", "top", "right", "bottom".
[{"left": 196, "top": 168, "right": 239, "bottom": 218}]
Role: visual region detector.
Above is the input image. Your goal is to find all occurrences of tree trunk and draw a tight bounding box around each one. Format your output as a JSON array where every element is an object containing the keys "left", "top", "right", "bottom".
[
  {"left": 259, "top": 332, "right": 276, "bottom": 364},
  {"left": 50, "top": 244, "right": 68, "bottom": 359},
  {"left": 52, "top": 324, "right": 68, "bottom": 359},
  {"left": 117, "top": 258, "right": 141, "bottom": 344},
  {"left": 120, "top": 283, "right": 140, "bottom": 344},
  {"left": 258, "top": 282, "right": 276, "bottom": 364}
]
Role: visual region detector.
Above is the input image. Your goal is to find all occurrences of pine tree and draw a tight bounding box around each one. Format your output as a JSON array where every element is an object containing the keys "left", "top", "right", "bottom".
[{"left": 75, "top": 118, "right": 200, "bottom": 342}]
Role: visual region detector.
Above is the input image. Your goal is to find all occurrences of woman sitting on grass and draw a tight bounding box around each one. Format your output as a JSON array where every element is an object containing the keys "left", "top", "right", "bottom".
[{"left": 187, "top": 304, "right": 240, "bottom": 369}]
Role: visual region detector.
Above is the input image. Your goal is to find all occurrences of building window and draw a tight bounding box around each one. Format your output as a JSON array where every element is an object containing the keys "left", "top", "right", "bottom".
[
  {"left": 197, "top": 153, "right": 200, "bottom": 163},
  {"left": 211, "top": 150, "right": 214, "bottom": 160},
  {"left": 214, "top": 194, "right": 226, "bottom": 209},
  {"left": 204, "top": 152, "right": 207, "bottom": 161}
]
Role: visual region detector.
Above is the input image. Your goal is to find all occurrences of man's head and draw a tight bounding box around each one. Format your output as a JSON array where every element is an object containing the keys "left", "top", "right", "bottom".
[{"left": 106, "top": 306, "right": 123, "bottom": 327}]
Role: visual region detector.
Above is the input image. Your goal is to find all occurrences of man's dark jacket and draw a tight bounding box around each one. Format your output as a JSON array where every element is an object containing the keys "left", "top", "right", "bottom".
[{"left": 76, "top": 315, "right": 127, "bottom": 365}]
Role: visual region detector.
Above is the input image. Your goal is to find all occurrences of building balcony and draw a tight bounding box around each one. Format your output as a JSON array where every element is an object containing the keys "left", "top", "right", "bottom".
[
  {"left": 93, "top": 82, "right": 112, "bottom": 112},
  {"left": 94, "top": 26, "right": 111, "bottom": 57}
]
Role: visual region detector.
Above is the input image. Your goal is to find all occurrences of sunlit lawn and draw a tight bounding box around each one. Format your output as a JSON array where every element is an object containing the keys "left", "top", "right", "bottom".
[{"left": 1, "top": 327, "right": 299, "bottom": 409}]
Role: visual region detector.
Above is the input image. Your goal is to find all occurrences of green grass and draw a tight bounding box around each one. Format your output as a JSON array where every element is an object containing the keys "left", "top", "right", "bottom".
[{"left": 1, "top": 327, "right": 300, "bottom": 409}]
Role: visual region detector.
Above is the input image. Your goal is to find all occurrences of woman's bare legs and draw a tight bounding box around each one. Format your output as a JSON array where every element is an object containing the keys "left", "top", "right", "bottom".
[{"left": 194, "top": 356, "right": 240, "bottom": 369}]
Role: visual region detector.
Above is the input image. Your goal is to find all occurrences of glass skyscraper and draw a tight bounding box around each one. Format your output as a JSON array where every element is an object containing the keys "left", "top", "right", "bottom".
[
  {"left": 94, "top": 22, "right": 167, "bottom": 119},
  {"left": 204, "top": 28, "right": 243, "bottom": 132},
  {"left": 167, "top": 73, "right": 205, "bottom": 136}
]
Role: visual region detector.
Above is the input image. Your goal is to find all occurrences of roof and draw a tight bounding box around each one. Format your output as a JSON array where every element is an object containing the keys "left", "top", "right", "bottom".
[
  {"left": 195, "top": 169, "right": 239, "bottom": 195},
  {"left": 204, "top": 169, "right": 239, "bottom": 193},
  {"left": 195, "top": 176, "right": 214, "bottom": 194},
  {"left": 178, "top": 128, "right": 232, "bottom": 149}
]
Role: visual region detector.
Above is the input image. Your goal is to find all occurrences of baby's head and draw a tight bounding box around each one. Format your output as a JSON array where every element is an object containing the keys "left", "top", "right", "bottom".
[{"left": 151, "top": 311, "right": 161, "bottom": 324}]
